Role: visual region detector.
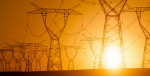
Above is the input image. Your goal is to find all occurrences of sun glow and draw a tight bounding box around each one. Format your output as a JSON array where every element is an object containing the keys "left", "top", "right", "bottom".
[{"left": 106, "top": 48, "right": 122, "bottom": 69}]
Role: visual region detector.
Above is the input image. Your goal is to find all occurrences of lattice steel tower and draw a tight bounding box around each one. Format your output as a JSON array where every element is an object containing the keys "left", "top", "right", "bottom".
[
  {"left": 62, "top": 45, "right": 84, "bottom": 70},
  {"left": 28, "top": 3, "right": 82, "bottom": 71},
  {"left": 123, "top": 5, "right": 150, "bottom": 68},
  {"left": 98, "top": 0, "right": 126, "bottom": 69},
  {"left": 81, "top": 34, "right": 101, "bottom": 69},
  {"left": 4, "top": 42, "right": 23, "bottom": 72},
  {"left": 3, "top": 49, "right": 13, "bottom": 72}
]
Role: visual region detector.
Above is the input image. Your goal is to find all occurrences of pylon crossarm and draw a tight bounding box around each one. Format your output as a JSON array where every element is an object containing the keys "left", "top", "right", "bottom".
[
  {"left": 123, "top": 7, "right": 135, "bottom": 12},
  {"left": 69, "top": 10, "right": 83, "bottom": 15},
  {"left": 123, "top": 7, "right": 150, "bottom": 12},
  {"left": 136, "top": 7, "right": 150, "bottom": 12},
  {"left": 28, "top": 3, "right": 82, "bottom": 15},
  {"left": 81, "top": 34, "right": 102, "bottom": 41}
]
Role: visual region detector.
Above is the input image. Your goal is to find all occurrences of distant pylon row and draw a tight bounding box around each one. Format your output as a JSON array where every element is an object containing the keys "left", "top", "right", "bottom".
[
  {"left": 0, "top": 40, "right": 47, "bottom": 72},
  {"left": 0, "top": 40, "right": 84, "bottom": 72}
]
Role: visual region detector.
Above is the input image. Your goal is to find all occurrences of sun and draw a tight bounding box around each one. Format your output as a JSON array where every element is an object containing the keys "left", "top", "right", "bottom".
[{"left": 106, "top": 48, "right": 122, "bottom": 69}]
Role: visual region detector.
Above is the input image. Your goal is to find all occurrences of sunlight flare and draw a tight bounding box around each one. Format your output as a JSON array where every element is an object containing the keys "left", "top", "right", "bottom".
[{"left": 106, "top": 47, "right": 122, "bottom": 69}]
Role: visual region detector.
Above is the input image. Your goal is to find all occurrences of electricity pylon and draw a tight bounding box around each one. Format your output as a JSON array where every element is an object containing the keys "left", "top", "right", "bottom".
[
  {"left": 62, "top": 44, "right": 84, "bottom": 70},
  {"left": 28, "top": 2, "right": 82, "bottom": 71},
  {"left": 35, "top": 48, "right": 47, "bottom": 71},
  {"left": 98, "top": 0, "right": 127, "bottom": 69},
  {"left": 123, "top": 5, "right": 150, "bottom": 68},
  {"left": 3, "top": 49, "right": 13, "bottom": 72},
  {"left": 81, "top": 34, "right": 101, "bottom": 69},
  {"left": 13, "top": 48, "right": 22, "bottom": 72},
  {"left": 0, "top": 49, "right": 5, "bottom": 72}
]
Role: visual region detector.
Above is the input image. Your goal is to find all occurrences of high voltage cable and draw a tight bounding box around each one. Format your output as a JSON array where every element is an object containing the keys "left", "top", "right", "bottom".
[
  {"left": 73, "top": 45, "right": 94, "bottom": 63},
  {"left": 27, "top": 7, "right": 101, "bottom": 37},
  {"left": 63, "top": 8, "right": 101, "bottom": 36},
  {"left": 78, "top": 0, "right": 99, "bottom": 5},
  {"left": 52, "top": 8, "right": 101, "bottom": 36},
  {"left": 74, "top": 50, "right": 94, "bottom": 69},
  {"left": 23, "top": 13, "right": 29, "bottom": 43},
  {"left": 125, "top": 55, "right": 143, "bottom": 58},
  {"left": 49, "top": 0, "right": 64, "bottom": 28},
  {"left": 141, "top": 17, "right": 150, "bottom": 22},
  {"left": 124, "top": 20, "right": 150, "bottom": 52}
]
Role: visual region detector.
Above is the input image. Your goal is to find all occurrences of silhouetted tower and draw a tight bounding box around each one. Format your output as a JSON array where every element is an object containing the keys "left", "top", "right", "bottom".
[
  {"left": 98, "top": 0, "right": 127, "bottom": 69},
  {"left": 81, "top": 34, "right": 101, "bottom": 69},
  {"left": 3, "top": 49, "right": 13, "bottom": 72},
  {"left": 28, "top": 3, "right": 82, "bottom": 71},
  {"left": 0, "top": 49, "right": 5, "bottom": 72},
  {"left": 35, "top": 47, "right": 47, "bottom": 71},
  {"left": 62, "top": 45, "right": 84, "bottom": 70},
  {"left": 13, "top": 47, "right": 23, "bottom": 72},
  {"left": 22, "top": 46, "right": 36, "bottom": 72},
  {"left": 123, "top": 5, "right": 150, "bottom": 68}
]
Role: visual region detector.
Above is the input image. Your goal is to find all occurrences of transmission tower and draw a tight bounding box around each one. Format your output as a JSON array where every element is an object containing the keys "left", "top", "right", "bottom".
[
  {"left": 23, "top": 46, "right": 36, "bottom": 72},
  {"left": 28, "top": 2, "right": 82, "bottom": 71},
  {"left": 35, "top": 48, "right": 47, "bottom": 71},
  {"left": 123, "top": 5, "right": 150, "bottom": 68},
  {"left": 98, "top": 0, "right": 127, "bottom": 69},
  {"left": 0, "top": 49, "right": 5, "bottom": 72},
  {"left": 13, "top": 48, "right": 23, "bottom": 72},
  {"left": 81, "top": 34, "right": 101, "bottom": 69},
  {"left": 62, "top": 44, "right": 84, "bottom": 70},
  {"left": 2, "top": 49, "right": 13, "bottom": 72}
]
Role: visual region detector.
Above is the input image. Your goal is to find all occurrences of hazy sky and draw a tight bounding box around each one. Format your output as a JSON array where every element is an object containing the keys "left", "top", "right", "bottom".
[{"left": 0, "top": 0, "right": 150, "bottom": 71}]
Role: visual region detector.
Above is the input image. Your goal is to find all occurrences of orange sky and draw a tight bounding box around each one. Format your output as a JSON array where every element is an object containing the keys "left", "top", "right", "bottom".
[{"left": 0, "top": 0, "right": 150, "bottom": 71}]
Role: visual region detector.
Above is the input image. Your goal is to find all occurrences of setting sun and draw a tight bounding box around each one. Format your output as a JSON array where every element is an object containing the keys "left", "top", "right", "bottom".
[{"left": 106, "top": 47, "right": 122, "bottom": 69}]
